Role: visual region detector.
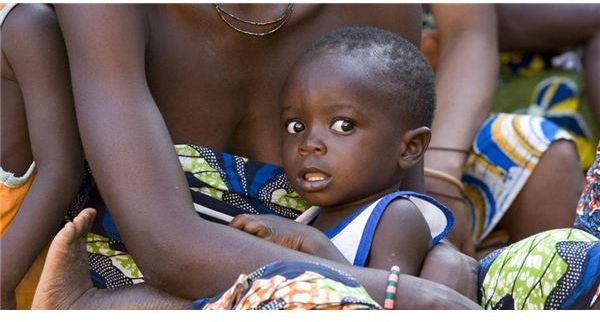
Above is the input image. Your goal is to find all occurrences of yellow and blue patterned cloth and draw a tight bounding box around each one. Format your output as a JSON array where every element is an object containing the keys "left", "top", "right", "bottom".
[
  {"left": 519, "top": 76, "right": 595, "bottom": 170},
  {"left": 463, "top": 113, "right": 573, "bottom": 247}
]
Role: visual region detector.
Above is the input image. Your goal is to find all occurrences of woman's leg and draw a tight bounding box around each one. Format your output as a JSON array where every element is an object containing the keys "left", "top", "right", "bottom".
[{"left": 499, "top": 140, "right": 584, "bottom": 242}]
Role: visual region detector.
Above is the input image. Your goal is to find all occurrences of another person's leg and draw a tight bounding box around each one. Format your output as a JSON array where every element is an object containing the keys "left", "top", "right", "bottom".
[
  {"left": 463, "top": 114, "right": 582, "bottom": 257},
  {"left": 497, "top": 4, "right": 600, "bottom": 52},
  {"left": 499, "top": 140, "right": 584, "bottom": 242},
  {"left": 497, "top": 4, "right": 600, "bottom": 124}
]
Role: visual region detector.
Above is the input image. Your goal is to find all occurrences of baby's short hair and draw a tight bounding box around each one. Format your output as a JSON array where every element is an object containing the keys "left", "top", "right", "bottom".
[{"left": 306, "top": 26, "right": 435, "bottom": 127}]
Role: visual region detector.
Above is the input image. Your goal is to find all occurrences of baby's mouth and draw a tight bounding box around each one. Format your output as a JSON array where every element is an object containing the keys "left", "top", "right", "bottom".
[
  {"left": 297, "top": 168, "right": 332, "bottom": 192},
  {"left": 304, "top": 172, "right": 327, "bottom": 182}
]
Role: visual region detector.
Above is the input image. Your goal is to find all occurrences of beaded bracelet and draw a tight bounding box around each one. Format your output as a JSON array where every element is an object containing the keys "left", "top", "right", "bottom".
[{"left": 383, "top": 265, "right": 400, "bottom": 309}]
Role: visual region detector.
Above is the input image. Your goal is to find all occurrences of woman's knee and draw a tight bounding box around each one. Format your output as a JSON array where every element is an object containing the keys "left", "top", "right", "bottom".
[
  {"left": 536, "top": 139, "right": 584, "bottom": 200},
  {"left": 502, "top": 139, "right": 583, "bottom": 241},
  {"left": 543, "top": 140, "right": 582, "bottom": 173}
]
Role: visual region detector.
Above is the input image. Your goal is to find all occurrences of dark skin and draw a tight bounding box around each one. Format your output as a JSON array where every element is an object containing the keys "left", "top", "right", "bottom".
[
  {"left": 45, "top": 4, "right": 478, "bottom": 308},
  {"left": 232, "top": 52, "right": 432, "bottom": 275},
  {"left": 282, "top": 53, "right": 432, "bottom": 274},
  {"left": 422, "top": 4, "right": 498, "bottom": 256},
  {"left": 0, "top": 4, "right": 83, "bottom": 309}
]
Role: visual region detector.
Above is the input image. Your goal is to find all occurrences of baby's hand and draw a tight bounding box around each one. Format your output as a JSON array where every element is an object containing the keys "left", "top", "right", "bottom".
[
  {"left": 229, "top": 214, "right": 347, "bottom": 262},
  {"left": 230, "top": 214, "right": 308, "bottom": 250}
]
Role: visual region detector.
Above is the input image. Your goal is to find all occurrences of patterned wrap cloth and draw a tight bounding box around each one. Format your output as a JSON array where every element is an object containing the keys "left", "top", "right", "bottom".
[
  {"left": 82, "top": 144, "right": 312, "bottom": 289},
  {"left": 462, "top": 113, "right": 572, "bottom": 253},
  {"left": 575, "top": 142, "right": 600, "bottom": 239},
  {"left": 479, "top": 228, "right": 600, "bottom": 309},
  {"left": 190, "top": 261, "right": 381, "bottom": 310},
  {"left": 80, "top": 145, "right": 380, "bottom": 309}
]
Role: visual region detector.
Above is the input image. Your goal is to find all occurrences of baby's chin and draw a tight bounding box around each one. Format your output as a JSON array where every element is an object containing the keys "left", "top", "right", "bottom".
[
  {"left": 295, "top": 192, "right": 325, "bottom": 207},
  {"left": 297, "top": 191, "right": 364, "bottom": 210},
  {"left": 293, "top": 190, "right": 337, "bottom": 208}
]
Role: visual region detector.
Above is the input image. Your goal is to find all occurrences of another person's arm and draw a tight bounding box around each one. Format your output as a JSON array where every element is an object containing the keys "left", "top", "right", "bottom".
[
  {"left": 419, "top": 240, "right": 479, "bottom": 302},
  {"left": 0, "top": 4, "right": 83, "bottom": 308},
  {"left": 424, "top": 4, "right": 498, "bottom": 255}
]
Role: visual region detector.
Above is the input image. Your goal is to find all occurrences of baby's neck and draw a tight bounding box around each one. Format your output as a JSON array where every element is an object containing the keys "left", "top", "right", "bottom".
[
  {"left": 312, "top": 203, "right": 366, "bottom": 233},
  {"left": 312, "top": 187, "right": 398, "bottom": 233}
]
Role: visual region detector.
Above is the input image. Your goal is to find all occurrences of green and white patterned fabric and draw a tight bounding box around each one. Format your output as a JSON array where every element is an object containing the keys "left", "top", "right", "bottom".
[{"left": 479, "top": 228, "right": 600, "bottom": 309}]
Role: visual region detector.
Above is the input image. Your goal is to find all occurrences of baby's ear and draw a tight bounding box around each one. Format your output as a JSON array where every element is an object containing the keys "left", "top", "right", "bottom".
[{"left": 398, "top": 127, "right": 431, "bottom": 169}]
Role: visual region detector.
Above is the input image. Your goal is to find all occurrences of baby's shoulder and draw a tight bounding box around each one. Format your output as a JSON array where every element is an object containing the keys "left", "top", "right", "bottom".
[{"left": 382, "top": 196, "right": 423, "bottom": 220}]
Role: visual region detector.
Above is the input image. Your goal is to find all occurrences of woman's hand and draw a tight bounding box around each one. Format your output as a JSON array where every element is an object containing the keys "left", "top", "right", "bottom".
[{"left": 424, "top": 174, "right": 476, "bottom": 256}]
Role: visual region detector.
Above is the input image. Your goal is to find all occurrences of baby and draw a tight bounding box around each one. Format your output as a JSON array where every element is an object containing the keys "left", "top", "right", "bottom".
[{"left": 231, "top": 26, "right": 454, "bottom": 275}]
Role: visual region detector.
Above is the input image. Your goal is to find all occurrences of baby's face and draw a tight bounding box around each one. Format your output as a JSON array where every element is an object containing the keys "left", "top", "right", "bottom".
[{"left": 280, "top": 53, "right": 409, "bottom": 208}]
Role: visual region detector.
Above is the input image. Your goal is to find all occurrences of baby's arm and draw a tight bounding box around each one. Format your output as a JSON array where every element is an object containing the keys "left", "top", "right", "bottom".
[
  {"left": 367, "top": 199, "right": 432, "bottom": 276},
  {"left": 229, "top": 214, "right": 348, "bottom": 263}
]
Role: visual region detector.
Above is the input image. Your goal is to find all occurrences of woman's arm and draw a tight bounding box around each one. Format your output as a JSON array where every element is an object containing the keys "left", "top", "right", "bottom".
[
  {"left": 0, "top": 4, "right": 83, "bottom": 308},
  {"left": 55, "top": 4, "right": 243, "bottom": 298},
  {"left": 54, "top": 4, "right": 357, "bottom": 298},
  {"left": 425, "top": 4, "right": 499, "bottom": 255},
  {"left": 428, "top": 4, "right": 498, "bottom": 161}
]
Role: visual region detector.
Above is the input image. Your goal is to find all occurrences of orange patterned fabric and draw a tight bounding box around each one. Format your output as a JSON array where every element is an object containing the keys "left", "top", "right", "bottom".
[
  {"left": 1, "top": 172, "right": 36, "bottom": 236},
  {"left": 192, "top": 261, "right": 381, "bottom": 310}
]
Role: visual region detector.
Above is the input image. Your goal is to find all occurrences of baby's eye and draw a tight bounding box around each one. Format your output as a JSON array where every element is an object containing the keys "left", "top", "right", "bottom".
[
  {"left": 330, "top": 119, "right": 354, "bottom": 134},
  {"left": 285, "top": 120, "right": 305, "bottom": 134}
]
